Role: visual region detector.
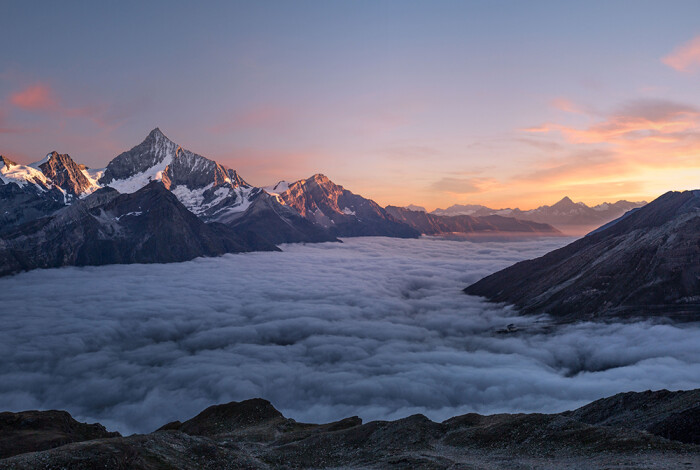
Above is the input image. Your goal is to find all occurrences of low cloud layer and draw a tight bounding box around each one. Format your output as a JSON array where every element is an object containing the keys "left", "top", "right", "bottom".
[{"left": 1, "top": 237, "right": 699, "bottom": 434}]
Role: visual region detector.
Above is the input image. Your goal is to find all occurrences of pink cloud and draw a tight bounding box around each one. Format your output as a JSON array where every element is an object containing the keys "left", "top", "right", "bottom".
[
  {"left": 521, "top": 124, "right": 556, "bottom": 133},
  {"left": 9, "top": 83, "right": 58, "bottom": 111},
  {"left": 662, "top": 34, "right": 700, "bottom": 72},
  {"left": 550, "top": 97, "right": 583, "bottom": 114},
  {"left": 6, "top": 83, "right": 118, "bottom": 130},
  {"left": 430, "top": 176, "right": 498, "bottom": 194},
  {"left": 509, "top": 98, "right": 700, "bottom": 203}
]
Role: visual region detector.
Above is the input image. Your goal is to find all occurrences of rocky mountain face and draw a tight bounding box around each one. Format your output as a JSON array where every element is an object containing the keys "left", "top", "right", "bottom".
[
  {"left": 0, "top": 154, "right": 81, "bottom": 228},
  {"left": 3, "top": 128, "right": 609, "bottom": 277},
  {"left": 277, "top": 174, "right": 420, "bottom": 238},
  {"left": 97, "top": 129, "right": 339, "bottom": 245},
  {"left": 37, "top": 151, "right": 95, "bottom": 197},
  {"left": 385, "top": 205, "right": 560, "bottom": 235},
  {"left": 432, "top": 197, "right": 647, "bottom": 233},
  {"left": 1, "top": 389, "right": 698, "bottom": 469},
  {"left": 465, "top": 190, "right": 700, "bottom": 320},
  {"left": 99, "top": 128, "right": 260, "bottom": 221},
  {"left": 224, "top": 193, "right": 338, "bottom": 245},
  {"left": 0, "top": 182, "right": 277, "bottom": 277},
  {"left": 0, "top": 410, "right": 119, "bottom": 459}
]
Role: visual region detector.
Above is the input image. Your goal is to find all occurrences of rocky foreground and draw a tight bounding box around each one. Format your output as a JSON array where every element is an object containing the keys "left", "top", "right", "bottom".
[{"left": 1, "top": 389, "right": 698, "bottom": 469}]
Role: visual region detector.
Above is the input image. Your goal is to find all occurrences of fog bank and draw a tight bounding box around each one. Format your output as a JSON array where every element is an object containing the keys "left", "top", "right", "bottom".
[{"left": 1, "top": 236, "right": 698, "bottom": 434}]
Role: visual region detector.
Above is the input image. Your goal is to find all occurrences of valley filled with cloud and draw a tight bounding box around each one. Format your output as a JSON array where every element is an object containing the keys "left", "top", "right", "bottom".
[{"left": 1, "top": 237, "right": 698, "bottom": 434}]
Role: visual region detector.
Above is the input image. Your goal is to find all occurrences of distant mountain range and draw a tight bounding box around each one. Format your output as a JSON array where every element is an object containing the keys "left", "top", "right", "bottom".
[
  {"left": 0, "top": 128, "right": 567, "bottom": 275},
  {"left": 431, "top": 198, "right": 647, "bottom": 233},
  {"left": 271, "top": 174, "right": 419, "bottom": 238},
  {"left": 465, "top": 189, "right": 700, "bottom": 321},
  {"left": 385, "top": 205, "right": 559, "bottom": 235}
]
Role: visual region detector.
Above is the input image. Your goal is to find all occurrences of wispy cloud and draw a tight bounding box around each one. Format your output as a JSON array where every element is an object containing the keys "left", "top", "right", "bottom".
[
  {"left": 431, "top": 176, "right": 498, "bottom": 194},
  {"left": 382, "top": 145, "right": 441, "bottom": 160},
  {"left": 662, "top": 34, "right": 700, "bottom": 72},
  {"left": 522, "top": 99, "right": 700, "bottom": 157},
  {"left": 507, "top": 97, "right": 700, "bottom": 205},
  {"left": 9, "top": 83, "right": 59, "bottom": 111},
  {"left": 550, "top": 97, "right": 584, "bottom": 114},
  {"left": 7, "top": 82, "right": 123, "bottom": 131}
]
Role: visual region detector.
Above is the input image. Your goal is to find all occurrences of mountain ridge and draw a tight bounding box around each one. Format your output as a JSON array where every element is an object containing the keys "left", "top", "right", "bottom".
[
  {"left": 277, "top": 174, "right": 420, "bottom": 238},
  {"left": 464, "top": 189, "right": 700, "bottom": 320},
  {"left": 385, "top": 205, "right": 561, "bottom": 235},
  {"left": 431, "top": 197, "right": 647, "bottom": 232},
  {"left": 1, "top": 128, "right": 650, "bottom": 277},
  {"left": 0, "top": 181, "right": 278, "bottom": 277},
  {"left": 1, "top": 388, "right": 698, "bottom": 468}
]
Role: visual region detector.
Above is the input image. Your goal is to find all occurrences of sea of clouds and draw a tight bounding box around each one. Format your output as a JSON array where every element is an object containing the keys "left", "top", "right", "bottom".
[{"left": 1, "top": 236, "right": 699, "bottom": 434}]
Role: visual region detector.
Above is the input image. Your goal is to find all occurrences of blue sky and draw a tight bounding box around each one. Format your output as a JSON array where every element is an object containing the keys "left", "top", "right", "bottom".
[{"left": 2, "top": 0, "right": 700, "bottom": 209}]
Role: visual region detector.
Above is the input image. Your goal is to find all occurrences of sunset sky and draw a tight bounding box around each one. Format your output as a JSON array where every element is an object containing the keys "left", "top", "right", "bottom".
[{"left": 2, "top": 0, "right": 700, "bottom": 210}]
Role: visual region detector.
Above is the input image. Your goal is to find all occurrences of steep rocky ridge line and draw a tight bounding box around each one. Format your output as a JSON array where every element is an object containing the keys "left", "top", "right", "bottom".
[{"left": 465, "top": 189, "right": 700, "bottom": 320}]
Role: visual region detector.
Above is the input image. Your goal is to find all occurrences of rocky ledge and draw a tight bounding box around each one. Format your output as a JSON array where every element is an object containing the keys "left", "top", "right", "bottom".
[{"left": 0, "top": 389, "right": 698, "bottom": 469}]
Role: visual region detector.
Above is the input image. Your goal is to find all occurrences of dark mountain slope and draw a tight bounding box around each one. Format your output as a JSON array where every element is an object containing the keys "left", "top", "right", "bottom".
[
  {"left": 465, "top": 190, "right": 700, "bottom": 320},
  {"left": 0, "top": 182, "right": 277, "bottom": 276},
  {"left": 1, "top": 389, "right": 698, "bottom": 469},
  {"left": 0, "top": 182, "right": 66, "bottom": 231},
  {"left": 222, "top": 193, "right": 339, "bottom": 245},
  {"left": 0, "top": 410, "right": 119, "bottom": 459},
  {"left": 385, "top": 205, "right": 560, "bottom": 235},
  {"left": 564, "top": 389, "right": 700, "bottom": 445},
  {"left": 0, "top": 155, "right": 68, "bottom": 229}
]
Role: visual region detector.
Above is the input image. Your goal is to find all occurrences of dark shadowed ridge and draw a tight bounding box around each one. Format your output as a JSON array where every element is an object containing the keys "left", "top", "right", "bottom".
[
  {"left": 465, "top": 190, "right": 700, "bottom": 321},
  {"left": 224, "top": 194, "right": 340, "bottom": 245},
  {"left": 0, "top": 181, "right": 278, "bottom": 277},
  {"left": 1, "top": 389, "right": 698, "bottom": 468}
]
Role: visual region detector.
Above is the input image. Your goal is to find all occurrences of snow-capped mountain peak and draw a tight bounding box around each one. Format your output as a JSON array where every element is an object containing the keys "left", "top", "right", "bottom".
[
  {"left": 264, "top": 181, "right": 290, "bottom": 195},
  {"left": 263, "top": 181, "right": 291, "bottom": 203},
  {"left": 99, "top": 128, "right": 180, "bottom": 192},
  {"left": 0, "top": 155, "right": 52, "bottom": 190},
  {"left": 96, "top": 128, "right": 262, "bottom": 220}
]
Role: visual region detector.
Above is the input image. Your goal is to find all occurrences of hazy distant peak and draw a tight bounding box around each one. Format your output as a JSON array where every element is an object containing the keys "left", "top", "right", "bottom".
[
  {"left": 405, "top": 204, "right": 427, "bottom": 212},
  {"left": 553, "top": 196, "right": 575, "bottom": 206}
]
